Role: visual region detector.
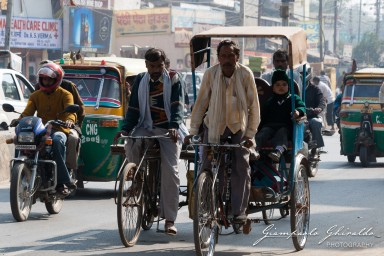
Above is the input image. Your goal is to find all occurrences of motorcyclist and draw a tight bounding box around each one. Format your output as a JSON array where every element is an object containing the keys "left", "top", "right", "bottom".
[
  {"left": 11, "top": 63, "right": 77, "bottom": 195},
  {"left": 35, "top": 60, "right": 85, "bottom": 172}
]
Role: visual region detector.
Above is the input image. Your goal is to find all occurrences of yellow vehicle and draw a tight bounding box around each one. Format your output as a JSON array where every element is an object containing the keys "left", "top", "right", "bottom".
[
  {"left": 339, "top": 68, "right": 384, "bottom": 167},
  {"left": 56, "top": 57, "right": 147, "bottom": 186}
]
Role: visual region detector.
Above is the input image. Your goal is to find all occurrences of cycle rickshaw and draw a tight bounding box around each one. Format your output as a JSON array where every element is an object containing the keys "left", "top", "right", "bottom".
[{"left": 188, "top": 26, "right": 311, "bottom": 254}]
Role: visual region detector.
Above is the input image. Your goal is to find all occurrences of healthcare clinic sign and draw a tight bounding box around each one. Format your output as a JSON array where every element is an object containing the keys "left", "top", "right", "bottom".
[{"left": 0, "top": 16, "right": 62, "bottom": 49}]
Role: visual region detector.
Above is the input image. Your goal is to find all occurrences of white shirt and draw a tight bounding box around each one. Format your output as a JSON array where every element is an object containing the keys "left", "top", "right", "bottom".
[{"left": 316, "top": 81, "right": 334, "bottom": 103}]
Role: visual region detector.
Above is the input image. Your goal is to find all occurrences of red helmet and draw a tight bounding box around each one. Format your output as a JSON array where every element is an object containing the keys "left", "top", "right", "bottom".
[{"left": 38, "top": 63, "right": 64, "bottom": 92}]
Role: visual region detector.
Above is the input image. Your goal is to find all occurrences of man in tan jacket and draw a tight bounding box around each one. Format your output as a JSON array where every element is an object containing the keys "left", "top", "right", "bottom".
[{"left": 186, "top": 40, "right": 260, "bottom": 225}]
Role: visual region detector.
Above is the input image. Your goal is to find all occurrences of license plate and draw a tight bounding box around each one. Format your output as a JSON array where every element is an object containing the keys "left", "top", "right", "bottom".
[{"left": 15, "top": 145, "right": 36, "bottom": 150}]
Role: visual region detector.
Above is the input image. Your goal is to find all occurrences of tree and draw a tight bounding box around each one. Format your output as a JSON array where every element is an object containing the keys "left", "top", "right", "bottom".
[{"left": 352, "top": 32, "right": 384, "bottom": 65}]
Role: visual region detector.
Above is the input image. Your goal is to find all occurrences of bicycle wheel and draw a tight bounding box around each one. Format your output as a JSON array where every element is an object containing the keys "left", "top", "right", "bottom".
[
  {"left": 117, "top": 163, "right": 144, "bottom": 247},
  {"left": 290, "top": 164, "right": 310, "bottom": 251},
  {"left": 141, "top": 161, "right": 158, "bottom": 230},
  {"left": 194, "top": 170, "right": 218, "bottom": 256}
]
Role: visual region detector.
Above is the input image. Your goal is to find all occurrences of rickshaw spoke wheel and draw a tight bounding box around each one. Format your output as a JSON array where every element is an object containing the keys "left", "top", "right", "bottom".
[
  {"left": 194, "top": 170, "right": 218, "bottom": 256},
  {"left": 290, "top": 164, "right": 310, "bottom": 251},
  {"left": 117, "top": 163, "right": 143, "bottom": 247}
]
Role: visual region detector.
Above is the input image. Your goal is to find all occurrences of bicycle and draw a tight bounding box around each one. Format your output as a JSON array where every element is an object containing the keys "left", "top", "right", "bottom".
[
  {"left": 112, "top": 133, "right": 171, "bottom": 247},
  {"left": 188, "top": 135, "right": 247, "bottom": 256}
]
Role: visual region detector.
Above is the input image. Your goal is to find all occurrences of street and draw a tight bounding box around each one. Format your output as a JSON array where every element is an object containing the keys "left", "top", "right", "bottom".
[{"left": 0, "top": 133, "right": 383, "bottom": 256}]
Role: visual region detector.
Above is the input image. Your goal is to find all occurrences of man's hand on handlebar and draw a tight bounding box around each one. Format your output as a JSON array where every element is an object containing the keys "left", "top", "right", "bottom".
[
  {"left": 183, "top": 134, "right": 194, "bottom": 145},
  {"left": 65, "top": 120, "right": 75, "bottom": 128},
  {"left": 113, "top": 130, "right": 129, "bottom": 144},
  {"left": 168, "top": 128, "right": 178, "bottom": 143},
  {"left": 241, "top": 136, "right": 254, "bottom": 148}
]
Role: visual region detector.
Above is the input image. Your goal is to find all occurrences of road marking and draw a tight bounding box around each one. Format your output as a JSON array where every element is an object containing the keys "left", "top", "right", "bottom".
[{"left": 4, "top": 230, "right": 103, "bottom": 256}]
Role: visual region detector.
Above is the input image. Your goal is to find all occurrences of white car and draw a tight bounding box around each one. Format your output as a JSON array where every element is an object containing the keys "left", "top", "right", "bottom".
[{"left": 0, "top": 69, "right": 34, "bottom": 130}]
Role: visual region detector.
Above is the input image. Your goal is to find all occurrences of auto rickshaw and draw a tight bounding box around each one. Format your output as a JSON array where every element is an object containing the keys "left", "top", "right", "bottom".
[
  {"left": 56, "top": 57, "right": 147, "bottom": 186},
  {"left": 339, "top": 68, "right": 384, "bottom": 167}
]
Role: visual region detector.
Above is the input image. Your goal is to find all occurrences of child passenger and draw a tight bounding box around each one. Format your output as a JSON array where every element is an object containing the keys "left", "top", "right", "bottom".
[{"left": 256, "top": 69, "right": 306, "bottom": 162}]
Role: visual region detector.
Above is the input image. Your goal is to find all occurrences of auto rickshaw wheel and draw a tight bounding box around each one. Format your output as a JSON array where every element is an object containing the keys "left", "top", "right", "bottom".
[
  {"left": 359, "top": 146, "right": 369, "bottom": 167},
  {"left": 347, "top": 155, "right": 356, "bottom": 163}
]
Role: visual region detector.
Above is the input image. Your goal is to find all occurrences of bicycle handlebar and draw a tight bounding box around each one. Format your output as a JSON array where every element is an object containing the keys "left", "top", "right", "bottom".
[
  {"left": 119, "top": 133, "right": 170, "bottom": 140},
  {"left": 188, "top": 135, "right": 246, "bottom": 148}
]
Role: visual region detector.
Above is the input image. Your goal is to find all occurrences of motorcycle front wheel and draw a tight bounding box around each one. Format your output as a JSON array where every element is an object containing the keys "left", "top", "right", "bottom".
[{"left": 10, "top": 162, "right": 33, "bottom": 222}]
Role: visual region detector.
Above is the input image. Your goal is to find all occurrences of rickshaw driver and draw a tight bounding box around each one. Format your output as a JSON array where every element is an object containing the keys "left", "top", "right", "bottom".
[
  {"left": 261, "top": 49, "right": 302, "bottom": 89},
  {"left": 114, "top": 48, "right": 188, "bottom": 236},
  {"left": 185, "top": 39, "right": 260, "bottom": 226}
]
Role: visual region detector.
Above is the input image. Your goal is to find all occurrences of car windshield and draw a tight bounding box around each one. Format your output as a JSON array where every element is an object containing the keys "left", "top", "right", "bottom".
[{"left": 68, "top": 77, "right": 121, "bottom": 108}]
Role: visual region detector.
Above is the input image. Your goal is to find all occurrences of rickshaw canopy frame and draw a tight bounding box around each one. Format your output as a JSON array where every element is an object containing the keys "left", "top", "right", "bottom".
[{"left": 189, "top": 26, "right": 308, "bottom": 70}]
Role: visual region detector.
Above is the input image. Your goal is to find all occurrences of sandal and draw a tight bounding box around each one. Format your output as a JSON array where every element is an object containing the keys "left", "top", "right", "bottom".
[{"left": 164, "top": 220, "right": 177, "bottom": 236}]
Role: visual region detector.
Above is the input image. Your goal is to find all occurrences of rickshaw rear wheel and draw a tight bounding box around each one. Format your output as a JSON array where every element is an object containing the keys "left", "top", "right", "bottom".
[
  {"left": 117, "top": 163, "right": 143, "bottom": 247},
  {"left": 290, "top": 164, "right": 310, "bottom": 251},
  {"left": 347, "top": 155, "right": 356, "bottom": 163},
  {"left": 194, "top": 170, "right": 217, "bottom": 256}
]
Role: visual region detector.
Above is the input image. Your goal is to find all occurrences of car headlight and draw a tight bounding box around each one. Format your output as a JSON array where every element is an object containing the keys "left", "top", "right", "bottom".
[{"left": 17, "top": 132, "right": 35, "bottom": 143}]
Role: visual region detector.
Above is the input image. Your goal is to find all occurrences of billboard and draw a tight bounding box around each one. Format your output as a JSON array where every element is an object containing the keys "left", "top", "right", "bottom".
[
  {"left": 299, "top": 21, "right": 320, "bottom": 50},
  {"left": 114, "top": 8, "right": 171, "bottom": 36},
  {"left": 68, "top": 7, "right": 112, "bottom": 53},
  {"left": 0, "top": 16, "right": 62, "bottom": 49}
]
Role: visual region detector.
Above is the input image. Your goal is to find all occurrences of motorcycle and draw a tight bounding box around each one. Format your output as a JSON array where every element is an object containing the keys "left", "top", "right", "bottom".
[
  {"left": 2, "top": 103, "right": 79, "bottom": 222},
  {"left": 304, "top": 120, "right": 321, "bottom": 177}
]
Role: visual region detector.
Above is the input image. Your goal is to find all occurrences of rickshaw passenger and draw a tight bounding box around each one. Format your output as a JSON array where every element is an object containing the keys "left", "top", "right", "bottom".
[
  {"left": 305, "top": 79, "right": 326, "bottom": 151},
  {"left": 114, "top": 48, "right": 188, "bottom": 236},
  {"left": 256, "top": 69, "right": 306, "bottom": 162},
  {"left": 261, "top": 49, "right": 302, "bottom": 89},
  {"left": 186, "top": 39, "right": 260, "bottom": 226}
]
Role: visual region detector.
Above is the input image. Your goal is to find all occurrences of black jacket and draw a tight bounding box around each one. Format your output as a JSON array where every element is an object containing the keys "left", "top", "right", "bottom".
[{"left": 305, "top": 84, "right": 326, "bottom": 119}]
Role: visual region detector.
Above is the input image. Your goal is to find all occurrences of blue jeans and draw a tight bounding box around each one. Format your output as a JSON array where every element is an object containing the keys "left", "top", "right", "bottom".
[{"left": 52, "top": 131, "right": 71, "bottom": 185}]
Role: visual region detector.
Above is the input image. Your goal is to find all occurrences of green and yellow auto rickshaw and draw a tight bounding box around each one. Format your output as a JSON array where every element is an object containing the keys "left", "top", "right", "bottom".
[
  {"left": 57, "top": 57, "right": 147, "bottom": 186},
  {"left": 339, "top": 68, "right": 384, "bottom": 167}
]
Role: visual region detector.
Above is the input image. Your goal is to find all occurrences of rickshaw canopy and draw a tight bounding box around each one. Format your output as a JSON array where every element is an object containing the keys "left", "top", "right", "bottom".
[
  {"left": 190, "top": 26, "right": 308, "bottom": 70},
  {"left": 80, "top": 57, "right": 147, "bottom": 77}
]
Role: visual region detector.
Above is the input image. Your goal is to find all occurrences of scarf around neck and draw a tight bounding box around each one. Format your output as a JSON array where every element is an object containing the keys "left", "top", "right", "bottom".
[
  {"left": 137, "top": 70, "right": 189, "bottom": 141},
  {"left": 207, "top": 64, "right": 248, "bottom": 143}
]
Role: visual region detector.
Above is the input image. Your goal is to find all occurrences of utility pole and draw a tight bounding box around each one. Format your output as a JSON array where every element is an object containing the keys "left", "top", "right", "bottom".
[
  {"left": 280, "top": 0, "right": 289, "bottom": 27},
  {"left": 319, "top": 0, "right": 323, "bottom": 61},
  {"left": 4, "top": 0, "right": 13, "bottom": 50},
  {"left": 376, "top": 0, "right": 381, "bottom": 37},
  {"left": 333, "top": 0, "right": 337, "bottom": 54},
  {"left": 240, "top": 0, "right": 245, "bottom": 63},
  {"left": 358, "top": 0, "right": 362, "bottom": 42}
]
